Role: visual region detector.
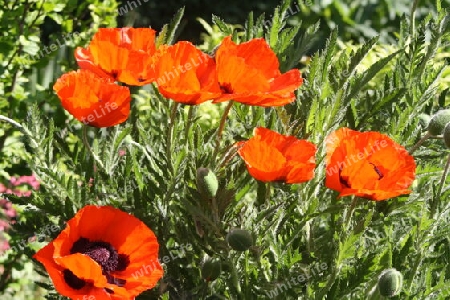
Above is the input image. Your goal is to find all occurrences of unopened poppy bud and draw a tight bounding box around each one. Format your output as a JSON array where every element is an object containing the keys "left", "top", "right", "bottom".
[
  {"left": 428, "top": 110, "right": 450, "bottom": 136},
  {"left": 201, "top": 257, "right": 221, "bottom": 281},
  {"left": 378, "top": 268, "right": 403, "bottom": 298},
  {"left": 444, "top": 122, "right": 450, "bottom": 148},
  {"left": 418, "top": 113, "right": 431, "bottom": 128},
  {"left": 196, "top": 168, "right": 219, "bottom": 198},
  {"left": 226, "top": 229, "right": 253, "bottom": 251}
]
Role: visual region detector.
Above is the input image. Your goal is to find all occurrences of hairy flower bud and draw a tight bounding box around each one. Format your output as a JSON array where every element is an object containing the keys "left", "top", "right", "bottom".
[
  {"left": 378, "top": 268, "right": 403, "bottom": 298},
  {"left": 418, "top": 113, "right": 431, "bottom": 128},
  {"left": 428, "top": 110, "right": 450, "bottom": 136},
  {"left": 196, "top": 168, "right": 219, "bottom": 199},
  {"left": 444, "top": 122, "right": 450, "bottom": 148},
  {"left": 202, "top": 257, "right": 221, "bottom": 281},
  {"left": 226, "top": 229, "right": 253, "bottom": 251}
]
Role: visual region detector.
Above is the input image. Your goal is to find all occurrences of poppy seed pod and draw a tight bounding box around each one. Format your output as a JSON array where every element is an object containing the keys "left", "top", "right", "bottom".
[
  {"left": 226, "top": 229, "right": 253, "bottom": 251},
  {"left": 378, "top": 268, "right": 403, "bottom": 297},
  {"left": 428, "top": 109, "right": 450, "bottom": 136},
  {"left": 201, "top": 257, "right": 221, "bottom": 281},
  {"left": 444, "top": 122, "right": 450, "bottom": 148},
  {"left": 196, "top": 168, "right": 219, "bottom": 199}
]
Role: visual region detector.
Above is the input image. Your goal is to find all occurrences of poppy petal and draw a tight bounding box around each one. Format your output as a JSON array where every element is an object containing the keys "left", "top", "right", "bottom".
[
  {"left": 74, "top": 47, "right": 113, "bottom": 79},
  {"left": 325, "top": 128, "right": 416, "bottom": 201},
  {"left": 238, "top": 139, "right": 288, "bottom": 182},
  {"left": 75, "top": 28, "right": 158, "bottom": 86},
  {"left": 213, "top": 36, "right": 303, "bottom": 106},
  {"left": 55, "top": 253, "right": 107, "bottom": 287},
  {"left": 284, "top": 140, "right": 317, "bottom": 183},
  {"left": 53, "top": 69, "right": 131, "bottom": 127},
  {"left": 238, "top": 127, "right": 316, "bottom": 183},
  {"left": 154, "top": 41, "right": 222, "bottom": 104},
  {"left": 122, "top": 28, "right": 156, "bottom": 53},
  {"left": 34, "top": 205, "right": 163, "bottom": 299},
  {"left": 33, "top": 243, "right": 111, "bottom": 299}
]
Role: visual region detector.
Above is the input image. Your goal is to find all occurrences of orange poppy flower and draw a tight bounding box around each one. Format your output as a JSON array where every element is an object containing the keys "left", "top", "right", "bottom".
[
  {"left": 75, "top": 28, "right": 158, "bottom": 86},
  {"left": 152, "top": 41, "right": 222, "bottom": 105},
  {"left": 236, "top": 127, "right": 316, "bottom": 183},
  {"left": 33, "top": 205, "right": 163, "bottom": 300},
  {"left": 212, "top": 36, "right": 303, "bottom": 107},
  {"left": 325, "top": 128, "right": 416, "bottom": 201},
  {"left": 53, "top": 69, "right": 131, "bottom": 127}
]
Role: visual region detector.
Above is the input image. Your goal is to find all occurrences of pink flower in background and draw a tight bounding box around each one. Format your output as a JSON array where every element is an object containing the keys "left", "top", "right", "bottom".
[
  {"left": 3, "top": 175, "right": 40, "bottom": 197},
  {"left": 0, "top": 219, "right": 9, "bottom": 231},
  {"left": 0, "top": 174, "right": 40, "bottom": 254},
  {"left": 0, "top": 238, "right": 9, "bottom": 253}
]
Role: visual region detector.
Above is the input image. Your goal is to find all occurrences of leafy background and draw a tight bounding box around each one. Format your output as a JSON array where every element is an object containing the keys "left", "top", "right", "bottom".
[{"left": 1, "top": 0, "right": 450, "bottom": 299}]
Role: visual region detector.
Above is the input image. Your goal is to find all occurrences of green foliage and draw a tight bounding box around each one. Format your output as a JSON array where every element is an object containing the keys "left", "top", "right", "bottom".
[
  {"left": 293, "top": 0, "right": 449, "bottom": 45},
  {"left": 0, "top": 0, "right": 118, "bottom": 297},
  {"left": 2, "top": 0, "right": 450, "bottom": 299}
]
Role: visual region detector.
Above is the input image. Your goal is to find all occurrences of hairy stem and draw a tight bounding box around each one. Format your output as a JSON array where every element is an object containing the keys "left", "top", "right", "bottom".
[
  {"left": 212, "top": 101, "right": 235, "bottom": 165},
  {"left": 409, "top": 132, "right": 431, "bottom": 154}
]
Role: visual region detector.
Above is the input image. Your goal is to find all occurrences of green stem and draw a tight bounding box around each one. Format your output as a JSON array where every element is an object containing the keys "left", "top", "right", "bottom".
[
  {"left": 409, "top": 0, "right": 421, "bottom": 37},
  {"left": 407, "top": 249, "right": 423, "bottom": 293},
  {"left": 409, "top": 132, "right": 431, "bottom": 154},
  {"left": 317, "top": 197, "right": 358, "bottom": 298},
  {"left": 244, "top": 251, "right": 250, "bottom": 299},
  {"left": 212, "top": 101, "right": 235, "bottom": 165},
  {"left": 216, "top": 143, "right": 240, "bottom": 170},
  {"left": 229, "top": 259, "right": 242, "bottom": 296},
  {"left": 82, "top": 125, "right": 105, "bottom": 171},
  {"left": 166, "top": 102, "right": 179, "bottom": 174},
  {"left": 344, "top": 196, "right": 358, "bottom": 231},
  {"left": 211, "top": 196, "right": 219, "bottom": 224},
  {"left": 265, "top": 182, "right": 271, "bottom": 203},
  {"left": 317, "top": 264, "right": 338, "bottom": 299},
  {"left": 184, "top": 105, "right": 196, "bottom": 143},
  {"left": 436, "top": 153, "right": 450, "bottom": 205}
]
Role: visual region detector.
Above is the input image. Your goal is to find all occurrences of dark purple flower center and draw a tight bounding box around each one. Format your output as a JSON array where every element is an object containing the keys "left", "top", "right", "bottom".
[
  {"left": 111, "top": 70, "right": 119, "bottom": 80},
  {"left": 220, "top": 83, "right": 233, "bottom": 94},
  {"left": 62, "top": 237, "right": 130, "bottom": 293},
  {"left": 369, "top": 162, "right": 384, "bottom": 180},
  {"left": 338, "top": 161, "right": 384, "bottom": 188}
]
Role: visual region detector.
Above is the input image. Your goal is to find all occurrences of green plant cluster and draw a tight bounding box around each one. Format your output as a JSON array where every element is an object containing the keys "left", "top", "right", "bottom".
[{"left": 1, "top": 0, "right": 450, "bottom": 299}]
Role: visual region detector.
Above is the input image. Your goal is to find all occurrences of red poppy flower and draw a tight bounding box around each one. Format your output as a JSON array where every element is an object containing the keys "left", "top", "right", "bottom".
[
  {"left": 53, "top": 69, "right": 131, "bottom": 127},
  {"left": 325, "top": 128, "right": 416, "bottom": 201},
  {"left": 75, "top": 28, "right": 158, "bottom": 86},
  {"left": 152, "top": 41, "right": 222, "bottom": 105},
  {"left": 212, "top": 36, "right": 303, "bottom": 107},
  {"left": 33, "top": 205, "right": 163, "bottom": 300},
  {"left": 236, "top": 127, "right": 316, "bottom": 183}
]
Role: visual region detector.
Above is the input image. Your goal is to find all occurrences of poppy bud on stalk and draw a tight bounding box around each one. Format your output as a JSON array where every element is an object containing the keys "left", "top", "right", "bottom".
[
  {"left": 196, "top": 168, "right": 219, "bottom": 199},
  {"left": 444, "top": 122, "right": 450, "bottom": 148},
  {"left": 378, "top": 268, "right": 403, "bottom": 297},
  {"left": 428, "top": 110, "right": 450, "bottom": 136},
  {"left": 418, "top": 113, "right": 431, "bottom": 128},
  {"left": 226, "top": 229, "right": 253, "bottom": 251},
  {"left": 201, "top": 257, "right": 222, "bottom": 281}
]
